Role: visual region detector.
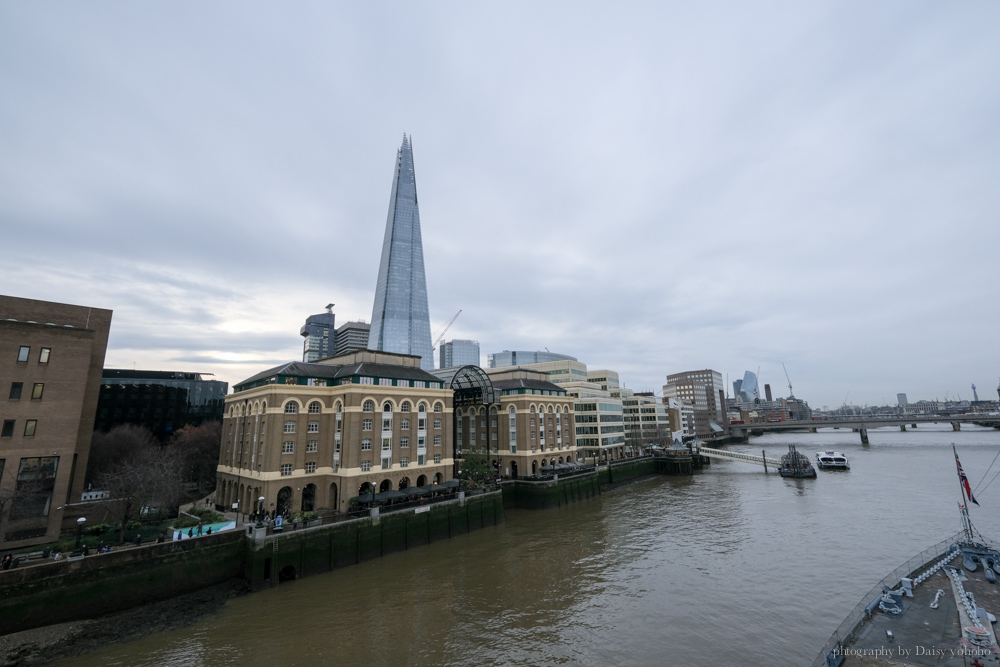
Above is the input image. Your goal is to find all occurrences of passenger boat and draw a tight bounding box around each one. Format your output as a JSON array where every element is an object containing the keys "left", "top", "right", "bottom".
[
  {"left": 815, "top": 450, "right": 850, "bottom": 470},
  {"left": 778, "top": 444, "right": 816, "bottom": 478}
]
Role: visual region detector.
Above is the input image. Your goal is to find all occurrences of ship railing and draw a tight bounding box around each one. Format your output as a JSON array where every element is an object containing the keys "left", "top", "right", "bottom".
[{"left": 810, "top": 530, "right": 975, "bottom": 667}]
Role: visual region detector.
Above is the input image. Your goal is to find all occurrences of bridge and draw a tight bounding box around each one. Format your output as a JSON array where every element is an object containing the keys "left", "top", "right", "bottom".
[
  {"left": 698, "top": 447, "right": 781, "bottom": 470},
  {"left": 730, "top": 414, "right": 1000, "bottom": 444}
]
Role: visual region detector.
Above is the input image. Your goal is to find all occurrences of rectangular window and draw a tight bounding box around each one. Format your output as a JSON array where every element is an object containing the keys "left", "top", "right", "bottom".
[
  {"left": 400, "top": 436, "right": 409, "bottom": 448},
  {"left": 31, "top": 383, "right": 44, "bottom": 400},
  {"left": 530, "top": 418, "right": 535, "bottom": 426},
  {"left": 360, "top": 377, "right": 374, "bottom": 385},
  {"left": 361, "top": 439, "right": 372, "bottom": 450},
  {"left": 280, "top": 464, "right": 292, "bottom": 476},
  {"left": 379, "top": 378, "right": 392, "bottom": 386},
  {"left": 306, "top": 440, "right": 318, "bottom": 453},
  {"left": 418, "top": 418, "right": 425, "bottom": 430},
  {"left": 9, "top": 382, "right": 22, "bottom": 399},
  {"left": 363, "top": 419, "right": 373, "bottom": 431},
  {"left": 491, "top": 418, "right": 497, "bottom": 427},
  {"left": 382, "top": 418, "right": 392, "bottom": 430},
  {"left": 433, "top": 454, "right": 441, "bottom": 464},
  {"left": 401, "top": 419, "right": 409, "bottom": 429},
  {"left": 481, "top": 432, "right": 486, "bottom": 441},
  {"left": 17, "top": 346, "right": 30, "bottom": 362},
  {"left": 418, "top": 436, "right": 425, "bottom": 447},
  {"left": 530, "top": 431, "right": 535, "bottom": 440},
  {"left": 400, "top": 457, "right": 409, "bottom": 467},
  {"left": 10, "top": 456, "right": 58, "bottom": 519},
  {"left": 282, "top": 441, "right": 294, "bottom": 454},
  {"left": 509, "top": 417, "right": 516, "bottom": 427},
  {"left": 417, "top": 454, "right": 425, "bottom": 465},
  {"left": 413, "top": 381, "right": 425, "bottom": 389},
  {"left": 492, "top": 432, "right": 497, "bottom": 441},
  {"left": 307, "top": 421, "right": 319, "bottom": 433},
  {"left": 283, "top": 421, "right": 296, "bottom": 433},
  {"left": 361, "top": 460, "right": 371, "bottom": 471},
  {"left": 305, "top": 462, "right": 317, "bottom": 473},
  {"left": 381, "top": 455, "right": 391, "bottom": 469},
  {"left": 1, "top": 420, "right": 13, "bottom": 438},
  {"left": 381, "top": 438, "right": 391, "bottom": 450},
  {"left": 510, "top": 430, "right": 517, "bottom": 443},
  {"left": 433, "top": 419, "right": 441, "bottom": 429},
  {"left": 39, "top": 348, "right": 50, "bottom": 364},
  {"left": 24, "top": 420, "right": 37, "bottom": 437},
  {"left": 433, "top": 435, "right": 441, "bottom": 446},
  {"left": 510, "top": 445, "right": 517, "bottom": 454}
]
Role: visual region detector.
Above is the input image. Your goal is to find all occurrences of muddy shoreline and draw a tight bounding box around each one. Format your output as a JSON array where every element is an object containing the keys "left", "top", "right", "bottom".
[{"left": 0, "top": 580, "right": 249, "bottom": 667}]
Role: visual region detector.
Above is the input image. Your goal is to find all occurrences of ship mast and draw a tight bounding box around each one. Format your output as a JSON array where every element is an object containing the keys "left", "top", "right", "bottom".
[{"left": 953, "top": 444, "right": 978, "bottom": 545}]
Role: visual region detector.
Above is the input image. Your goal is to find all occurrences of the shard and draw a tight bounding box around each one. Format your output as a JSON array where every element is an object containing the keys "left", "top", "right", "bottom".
[{"left": 370, "top": 135, "right": 434, "bottom": 370}]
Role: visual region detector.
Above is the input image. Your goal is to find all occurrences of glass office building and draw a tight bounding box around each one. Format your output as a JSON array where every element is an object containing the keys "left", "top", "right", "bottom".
[
  {"left": 440, "top": 339, "right": 480, "bottom": 368},
  {"left": 370, "top": 135, "right": 434, "bottom": 371}
]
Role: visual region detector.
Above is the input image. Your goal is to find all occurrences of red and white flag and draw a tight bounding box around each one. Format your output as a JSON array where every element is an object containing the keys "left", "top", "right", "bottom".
[{"left": 955, "top": 448, "right": 980, "bottom": 506}]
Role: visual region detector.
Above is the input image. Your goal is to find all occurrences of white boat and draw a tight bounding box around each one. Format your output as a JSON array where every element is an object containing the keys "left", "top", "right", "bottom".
[{"left": 815, "top": 450, "right": 850, "bottom": 470}]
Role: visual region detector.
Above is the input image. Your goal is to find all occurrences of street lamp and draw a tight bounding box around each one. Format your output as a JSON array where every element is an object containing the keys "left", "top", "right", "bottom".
[
  {"left": 256, "top": 496, "right": 265, "bottom": 527},
  {"left": 74, "top": 517, "right": 86, "bottom": 551}
]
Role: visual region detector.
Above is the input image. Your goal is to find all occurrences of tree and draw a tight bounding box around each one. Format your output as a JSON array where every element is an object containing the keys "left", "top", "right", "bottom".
[
  {"left": 458, "top": 445, "right": 493, "bottom": 484},
  {"left": 86, "top": 424, "right": 157, "bottom": 486},
  {"left": 95, "top": 428, "right": 184, "bottom": 543},
  {"left": 169, "top": 421, "right": 222, "bottom": 495}
]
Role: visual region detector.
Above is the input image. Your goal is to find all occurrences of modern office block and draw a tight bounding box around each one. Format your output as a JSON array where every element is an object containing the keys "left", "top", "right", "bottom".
[
  {"left": 440, "top": 339, "right": 480, "bottom": 368},
  {"left": 300, "top": 305, "right": 336, "bottom": 362},
  {"left": 334, "top": 321, "right": 370, "bottom": 357}
]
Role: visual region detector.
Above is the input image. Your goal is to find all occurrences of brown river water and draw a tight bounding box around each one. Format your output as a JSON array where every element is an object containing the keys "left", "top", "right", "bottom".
[{"left": 53, "top": 425, "right": 1000, "bottom": 667}]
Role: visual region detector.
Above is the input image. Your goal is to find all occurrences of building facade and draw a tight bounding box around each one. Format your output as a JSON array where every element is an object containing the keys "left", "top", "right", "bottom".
[
  {"left": 439, "top": 339, "right": 480, "bottom": 369},
  {"left": 216, "top": 350, "right": 454, "bottom": 516},
  {"left": 663, "top": 369, "right": 728, "bottom": 439},
  {"left": 300, "top": 305, "right": 336, "bottom": 362},
  {"left": 622, "top": 391, "right": 671, "bottom": 450},
  {"left": 487, "top": 350, "right": 577, "bottom": 368},
  {"left": 334, "top": 321, "right": 370, "bottom": 357},
  {"left": 0, "top": 295, "right": 112, "bottom": 548},
  {"left": 95, "top": 369, "right": 228, "bottom": 441},
  {"left": 370, "top": 135, "right": 434, "bottom": 370}
]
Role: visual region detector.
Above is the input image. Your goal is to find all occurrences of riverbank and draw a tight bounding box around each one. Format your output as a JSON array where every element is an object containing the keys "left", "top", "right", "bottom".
[{"left": 0, "top": 580, "right": 248, "bottom": 667}]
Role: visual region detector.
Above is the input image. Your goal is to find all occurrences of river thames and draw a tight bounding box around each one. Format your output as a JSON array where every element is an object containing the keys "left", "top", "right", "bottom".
[{"left": 54, "top": 425, "right": 1000, "bottom": 667}]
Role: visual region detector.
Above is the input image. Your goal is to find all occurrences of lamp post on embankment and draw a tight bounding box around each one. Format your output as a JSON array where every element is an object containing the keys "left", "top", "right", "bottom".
[{"left": 73, "top": 517, "right": 86, "bottom": 552}]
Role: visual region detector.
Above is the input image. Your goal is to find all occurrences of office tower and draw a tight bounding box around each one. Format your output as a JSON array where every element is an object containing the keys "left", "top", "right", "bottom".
[
  {"left": 0, "top": 295, "right": 113, "bottom": 549},
  {"left": 662, "top": 369, "right": 728, "bottom": 439},
  {"left": 95, "top": 370, "right": 228, "bottom": 441},
  {"left": 487, "top": 350, "right": 577, "bottom": 368},
  {"left": 439, "top": 339, "right": 480, "bottom": 368},
  {"left": 764, "top": 384, "right": 772, "bottom": 402},
  {"left": 897, "top": 393, "right": 908, "bottom": 406},
  {"left": 333, "top": 321, "right": 370, "bottom": 357},
  {"left": 300, "top": 305, "right": 336, "bottom": 362},
  {"left": 370, "top": 135, "right": 434, "bottom": 371}
]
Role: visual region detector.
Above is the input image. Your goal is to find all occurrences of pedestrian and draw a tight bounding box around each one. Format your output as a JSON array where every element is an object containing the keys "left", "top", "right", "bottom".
[
  {"left": 197, "top": 524, "right": 203, "bottom": 536},
  {"left": 83, "top": 545, "right": 90, "bottom": 556},
  {"left": 206, "top": 527, "right": 212, "bottom": 535},
  {"left": 1, "top": 554, "right": 11, "bottom": 570},
  {"left": 157, "top": 533, "right": 165, "bottom": 544},
  {"left": 135, "top": 534, "right": 142, "bottom": 547},
  {"left": 187, "top": 528, "right": 193, "bottom": 538}
]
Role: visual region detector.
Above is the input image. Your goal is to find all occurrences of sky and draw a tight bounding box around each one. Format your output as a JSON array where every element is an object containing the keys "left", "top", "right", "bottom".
[{"left": 2, "top": 2, "right": 998, "bottom": 410}]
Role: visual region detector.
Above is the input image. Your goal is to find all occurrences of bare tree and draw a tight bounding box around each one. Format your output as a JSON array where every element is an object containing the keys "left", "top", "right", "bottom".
[
  {"left": 97, "top": 445, "right": 184, "bottom": 543},
  {"left": 169, "top": 421, "right": 222, "bottom": 495},
  {"left": 87, "top": 424, "right": 158, "bottom": 486}
]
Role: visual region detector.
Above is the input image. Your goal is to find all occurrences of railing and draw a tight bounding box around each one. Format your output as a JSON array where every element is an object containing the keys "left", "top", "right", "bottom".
[
  {"left": 809, "top": 530, "right": 979, "bottom": 667},
  {"left": 699, "top": 447, "right": 781, "bottom": 467}
]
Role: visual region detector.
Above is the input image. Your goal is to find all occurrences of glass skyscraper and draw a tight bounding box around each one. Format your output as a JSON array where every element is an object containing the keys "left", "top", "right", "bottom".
[{"left": 370, "top": 135, "right": 434, "bottom": 371}]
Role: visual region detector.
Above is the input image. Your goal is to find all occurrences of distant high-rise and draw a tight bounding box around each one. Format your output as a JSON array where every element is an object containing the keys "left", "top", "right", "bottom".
[
  {"left": 300, "top": 304, "right": 336, "bottom": 362},
  {"left": 487, "top": 350, "right": 577, "bottom": 368},
  {"left": 334, "top": 321, "right": 370, "bottom": 357},
  {"left": 370, "top": 135, "right": 434, "bottom": 371},
  {"left": 897, "top": 393, "right": 908, "bottom": 406},
  {"left": 440, "top": 339, "right": 480, "bottom": 368}
]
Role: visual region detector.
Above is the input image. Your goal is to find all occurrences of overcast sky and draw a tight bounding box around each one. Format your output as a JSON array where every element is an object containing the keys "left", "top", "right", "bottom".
[{"left": 2, "top": 2, "right": 998, "bottom": 409}]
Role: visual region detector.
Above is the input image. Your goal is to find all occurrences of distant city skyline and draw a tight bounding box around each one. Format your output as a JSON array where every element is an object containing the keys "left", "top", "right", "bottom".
[{"left": 2, "top": 3, "right": 998, "bottom": 409}]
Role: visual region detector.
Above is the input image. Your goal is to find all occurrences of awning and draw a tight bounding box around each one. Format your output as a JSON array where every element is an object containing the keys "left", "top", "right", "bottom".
[{"left": 708, "top": 420, "right": 725, "bottom": 432}]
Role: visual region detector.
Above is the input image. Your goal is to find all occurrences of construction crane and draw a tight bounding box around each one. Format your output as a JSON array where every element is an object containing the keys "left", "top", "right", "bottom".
[
  {"left": 782, "top": 362, "right": 795, "bottom": 399},
  {"left": 431, "top": 310, "right": 462, "bottom": 351}
]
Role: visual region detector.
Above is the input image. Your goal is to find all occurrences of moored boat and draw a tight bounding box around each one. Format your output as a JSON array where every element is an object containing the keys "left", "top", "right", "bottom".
[{"left": 815, "top": 450, "right": 850, "bottom": 470}]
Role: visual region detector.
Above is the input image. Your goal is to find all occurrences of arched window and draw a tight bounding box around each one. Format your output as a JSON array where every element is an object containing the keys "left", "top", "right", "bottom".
[
  {"left": 530, "top": 405, "right": 536, "bottom": 414},
  {"left": 261, "top": 401, "right": 266, "bottom": 412},
  {"left": 383, "top": 402, "right": 393, "bottom": 413},
  {"left": 479, "top": 407, "right": 486, "bottom": 416},
  {"left": 335, "top": 402, "right": 342, "bottom": 413},
  {"left": 548, "top": 405, "right": 554, "bottom": 413},
  {"left": 284, "top": 402, "right": 298, "bottom": 414},
  {"left": 308, "top": 401, "right": 322, "bottom": 414},
  {"left": 418, "top": 403, "right": 427, "bottom": 413},
  {"left": 509, "top": 406, "right": 516, "bottom": 415},
  {"left": 363, "top": 401, "right": 374, "bottom": 412},
  {"left": 456, "top": 408, "right": 464, "bottom": 417},
  {"left": 401, "top": 401, "right": 411, "bottom": 412},
  {"left": 490, "top": 407, "right": 497, "bottom": 415},
  {"left": 556, "top": 406, "right": 561, "bottom": 414},
  {"left": 434, "top": 402, "right": 443, "bottom": 413}
]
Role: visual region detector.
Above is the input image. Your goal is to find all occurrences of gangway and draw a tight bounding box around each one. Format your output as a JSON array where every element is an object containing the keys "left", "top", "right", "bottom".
[{"left": 698, "top": 447, "right": 781, "bottom": 469}]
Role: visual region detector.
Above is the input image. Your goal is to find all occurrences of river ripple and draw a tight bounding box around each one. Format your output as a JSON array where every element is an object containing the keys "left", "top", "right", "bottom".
[{"left": 54, "top": 425, "right": 1000, "bottom": 666}]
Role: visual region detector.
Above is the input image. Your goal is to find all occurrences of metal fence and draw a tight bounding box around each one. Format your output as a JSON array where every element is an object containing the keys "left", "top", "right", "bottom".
[{"left": 809, "top": 530, "right": 984, "bottom": 667}]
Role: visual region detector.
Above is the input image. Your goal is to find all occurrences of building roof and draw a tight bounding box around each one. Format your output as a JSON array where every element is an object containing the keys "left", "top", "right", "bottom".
[
  {"left": 234, "top": 360, "right": 442, "bottom": 393},
  {"left": 491, "top": 378, "right": 566, "bottom": 393},
  {"left": 103, "top": 369, "right": 215, "bottom": 381}
]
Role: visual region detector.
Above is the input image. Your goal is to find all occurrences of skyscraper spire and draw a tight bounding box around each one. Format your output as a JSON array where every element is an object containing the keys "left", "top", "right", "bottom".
[{"left": 370, "top": 135, "right": 434, "bottom": 370}]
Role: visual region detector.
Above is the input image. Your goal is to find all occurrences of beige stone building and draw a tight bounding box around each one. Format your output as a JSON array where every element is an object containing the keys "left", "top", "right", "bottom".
[
  {"left": 216, "top": 350, "right": 455, "bottom": 516},
  {"left": 0, "top": 295, "right": 112, "bottom": 549},
  {"left": 486, "top": 368, "right": 577, "bottom": 478}
]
